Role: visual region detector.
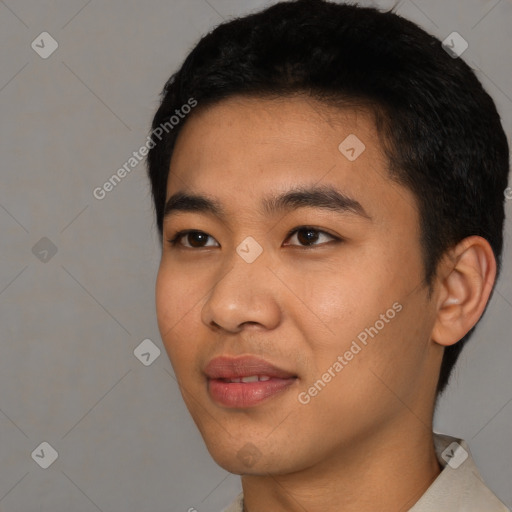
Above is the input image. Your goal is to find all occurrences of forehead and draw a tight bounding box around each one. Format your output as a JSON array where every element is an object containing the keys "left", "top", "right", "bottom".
[
  {"left": 172, "top": 95, "right": 378, "bottom": 153},
  {"left": 165, "top": 95, "right": 416, "bottom": 224}
]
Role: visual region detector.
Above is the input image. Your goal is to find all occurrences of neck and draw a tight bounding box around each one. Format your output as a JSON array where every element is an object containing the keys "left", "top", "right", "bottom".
[{"left": 240, "top": 420, "right": 442, "bottom": 512}]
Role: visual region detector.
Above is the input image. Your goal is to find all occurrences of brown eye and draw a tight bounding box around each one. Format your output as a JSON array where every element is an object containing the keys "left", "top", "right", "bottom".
[
  {"left": 286, "top": 227, "right": 337, "bottom": 247},
  {"left": 168, "top": 230, "right": 219, "bottom": 248},
  {"left": 296, "top": 228, "right": 320, "bottom": 245},
  {"left": 185, "top": 232, "right": 210, "bottom": 248}
]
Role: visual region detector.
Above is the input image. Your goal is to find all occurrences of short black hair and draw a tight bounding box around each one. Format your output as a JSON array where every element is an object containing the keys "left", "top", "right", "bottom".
[{"left": 146, "top": 0, "right": 510, "bottom": 397}]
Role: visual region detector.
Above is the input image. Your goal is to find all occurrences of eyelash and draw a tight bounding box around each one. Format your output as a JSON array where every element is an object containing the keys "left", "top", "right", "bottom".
[{"left": 166, "top": 226, "right": 341, "bottom": 249}]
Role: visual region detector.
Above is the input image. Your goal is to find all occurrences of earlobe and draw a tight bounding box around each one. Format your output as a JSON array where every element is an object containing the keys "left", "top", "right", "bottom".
[{"left": 431, "top": 236, "right": 497, "bottom": 347}]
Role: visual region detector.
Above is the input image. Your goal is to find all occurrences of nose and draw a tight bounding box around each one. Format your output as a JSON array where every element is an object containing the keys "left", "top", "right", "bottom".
[{"left": 200, "top": 248, "right": 282, "bottom": 333}]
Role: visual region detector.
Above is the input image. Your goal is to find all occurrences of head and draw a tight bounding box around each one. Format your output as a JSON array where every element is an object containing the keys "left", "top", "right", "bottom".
[{"left": 146, "top": 0, "right": 509, "bottom": 474}]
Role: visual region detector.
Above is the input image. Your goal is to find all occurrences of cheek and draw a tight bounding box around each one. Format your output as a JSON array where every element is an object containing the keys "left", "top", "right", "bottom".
[
  {"left": 290, "top": 257, "right": 421, "bottom": 387},
  {"left": 155, "top": 266, "right": 176, "bottom": 335},
  {"left": 156, "top": 261, "right": 201, "bottom": 326},
  {"left": 287, "top": 261, "right": 389, "bottom": 347},
  {"left": 155, "top": 263, "right": 202, "bottom": 362}
]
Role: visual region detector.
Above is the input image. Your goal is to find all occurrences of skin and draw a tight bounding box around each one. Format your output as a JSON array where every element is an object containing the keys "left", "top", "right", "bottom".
[{"left": 155, "top": 95, "right": 496, "bottom": 512}]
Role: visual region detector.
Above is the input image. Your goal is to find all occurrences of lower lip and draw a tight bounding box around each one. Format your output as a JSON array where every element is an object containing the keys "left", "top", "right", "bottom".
[{"left": 208, "top": 378, "right": 297, "bottom": 408}]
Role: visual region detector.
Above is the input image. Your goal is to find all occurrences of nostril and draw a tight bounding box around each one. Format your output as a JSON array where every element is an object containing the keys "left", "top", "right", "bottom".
[{"left": 210, "top": 320, "right": 222, "bottom": 330}]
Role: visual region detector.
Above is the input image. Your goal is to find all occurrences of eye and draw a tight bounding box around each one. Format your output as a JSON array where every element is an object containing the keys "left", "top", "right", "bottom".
[
  {"left": 167, "top": 226, "right": 339, "bottom": 250},
  {"left": 167, "top": 230, "right": 219, "bottom": 249},
  {"left": 284, "top": 227, "right": 339, "bottom": 247}
]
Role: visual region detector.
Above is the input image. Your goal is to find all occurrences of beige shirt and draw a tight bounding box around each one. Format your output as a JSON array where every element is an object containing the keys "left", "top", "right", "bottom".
[{"left": 223, "top": 432, "right": 509, "bottom": 512}]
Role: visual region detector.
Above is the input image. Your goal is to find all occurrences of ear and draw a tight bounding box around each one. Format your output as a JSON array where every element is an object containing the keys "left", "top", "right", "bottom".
[{"left": 431, "top": 236, "right": 497, "bottom": 347}]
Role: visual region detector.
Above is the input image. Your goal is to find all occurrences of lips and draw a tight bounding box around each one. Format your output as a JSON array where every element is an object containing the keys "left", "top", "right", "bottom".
[
  {"left": 204, "top": 355, "right": 297, "bottom": 408},
  {"left": 204, "top": 355, "right": 296, "bottom": 380}
]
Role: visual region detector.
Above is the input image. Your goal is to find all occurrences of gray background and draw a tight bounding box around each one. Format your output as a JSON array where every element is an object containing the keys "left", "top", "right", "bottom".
[{"left": 0, "top": 0, "right": 511, "bottom": 511}]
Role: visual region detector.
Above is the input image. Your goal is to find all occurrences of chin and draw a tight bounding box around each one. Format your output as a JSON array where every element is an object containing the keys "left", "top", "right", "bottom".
[{"left": 201, "top": 437, "right": 272, "bottom": 474}]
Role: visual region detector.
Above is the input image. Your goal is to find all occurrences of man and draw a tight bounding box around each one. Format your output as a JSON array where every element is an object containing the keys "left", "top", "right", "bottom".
[{"left": 145, "top": 1, "right": 510, "bottom": 510}]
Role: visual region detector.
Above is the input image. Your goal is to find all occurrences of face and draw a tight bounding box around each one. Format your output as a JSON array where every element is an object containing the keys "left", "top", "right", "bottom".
[{"left": 155, "top": 95, "right": 443, "bottom": 475}]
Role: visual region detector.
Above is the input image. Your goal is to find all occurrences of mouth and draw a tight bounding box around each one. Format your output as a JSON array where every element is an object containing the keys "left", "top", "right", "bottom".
[
  {"left": 204, "top": 355, "right": 298, "bottom": 408},
  {"left": 219, "top": 375, "right": 273, "bottom": 383}
]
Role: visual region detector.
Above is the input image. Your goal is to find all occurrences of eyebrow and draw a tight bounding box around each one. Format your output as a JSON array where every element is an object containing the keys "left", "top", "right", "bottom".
[{"left": 163, "top": 185, "right": 371, "bottom": 222}]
